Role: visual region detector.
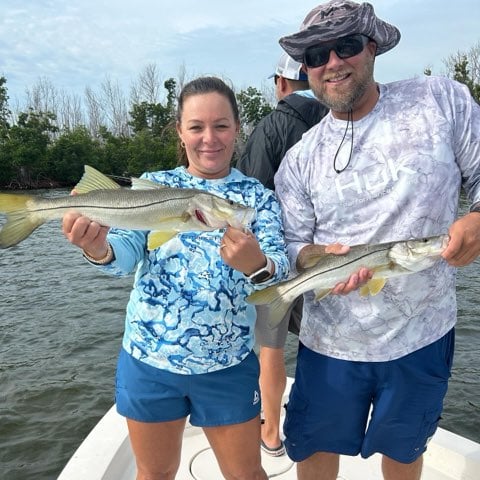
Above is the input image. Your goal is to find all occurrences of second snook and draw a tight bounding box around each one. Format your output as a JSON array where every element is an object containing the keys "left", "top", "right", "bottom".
[
  {"left": 0, "top": 166, "right": 255, "bottom": 250},
  {"left": 247, "top": 235, "right": 449, "bottom": 328}
]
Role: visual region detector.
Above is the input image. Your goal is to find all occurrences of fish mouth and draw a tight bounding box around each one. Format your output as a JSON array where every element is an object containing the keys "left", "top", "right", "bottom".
[{"left": 441, "top": 235, "right": 450, "bottom": 250}]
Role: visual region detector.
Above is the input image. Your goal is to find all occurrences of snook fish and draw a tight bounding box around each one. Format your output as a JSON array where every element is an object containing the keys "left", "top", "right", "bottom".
[
  {"left": 0, "top": 166, "right": 255, "bottom": 250},
  {"left": 247, "top": 235, "right": 449, "bottom": 328}
]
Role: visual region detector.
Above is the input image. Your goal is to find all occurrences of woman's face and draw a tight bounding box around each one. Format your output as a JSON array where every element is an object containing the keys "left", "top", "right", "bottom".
[{"left": 176, "top": 92, "right": 239, "bottom": 179}]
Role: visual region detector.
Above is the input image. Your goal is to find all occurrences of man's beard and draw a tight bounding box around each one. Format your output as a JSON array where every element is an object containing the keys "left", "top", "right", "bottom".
[{"left": 312, "top": 55, "right": 375, "bottom": 113}]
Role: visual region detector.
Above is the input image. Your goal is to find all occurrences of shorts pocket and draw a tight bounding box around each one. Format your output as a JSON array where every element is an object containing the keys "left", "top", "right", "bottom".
[
  {"left": 283, "top": 389, "right": 309, "bottom": 444},
  {"left": 412, "top": 408, "right": 442, "bottom": 458}
]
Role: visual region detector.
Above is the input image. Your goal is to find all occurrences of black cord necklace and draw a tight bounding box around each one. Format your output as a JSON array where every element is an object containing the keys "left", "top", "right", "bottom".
[{"left": 333, "top": 108, "right": 354, "bottom": 174}]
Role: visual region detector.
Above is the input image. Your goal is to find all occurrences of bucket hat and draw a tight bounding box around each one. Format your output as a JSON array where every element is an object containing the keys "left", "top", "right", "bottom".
[{"left": 279, "top": 1, "right": 401, "bottom": 63}]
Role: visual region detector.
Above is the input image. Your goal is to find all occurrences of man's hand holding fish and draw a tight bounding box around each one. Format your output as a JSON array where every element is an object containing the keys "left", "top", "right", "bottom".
[
  {"left": 442, "top": 211, "right": 480, "bottom": 267},
  {"left": 297, "top": 242, "right": 374, "bottom": 296}
]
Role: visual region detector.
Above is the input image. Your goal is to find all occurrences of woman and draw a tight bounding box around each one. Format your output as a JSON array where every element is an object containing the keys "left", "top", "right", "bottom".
[{"left": 62, "top": 77, "right": 289, "bottom": 480}]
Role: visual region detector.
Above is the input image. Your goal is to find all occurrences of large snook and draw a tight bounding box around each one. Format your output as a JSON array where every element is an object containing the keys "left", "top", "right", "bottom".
[
  {"left": 0, "top": 166, "right": 255, "bottom": 249},
  {"left": 247, "top": 235, "right": 449, "bottom": 328}
]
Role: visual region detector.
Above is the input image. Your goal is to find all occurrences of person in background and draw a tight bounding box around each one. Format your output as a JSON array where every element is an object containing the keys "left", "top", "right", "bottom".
[
  {"left": 62, "top": 76, "right": 290, "bottom": 480},
  {"left": 274, "top": 1, "right": 480, "bottom": 479},
  {"left": 237, "top": 52, "right": 327, "bottom": 190},
  {"left": 236, "top": 52, "right": 327, "bottom": 457}
]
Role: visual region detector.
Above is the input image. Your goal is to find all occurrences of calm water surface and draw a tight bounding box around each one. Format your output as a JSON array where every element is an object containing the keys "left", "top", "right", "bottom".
[{"left": 0, "top": 190, "right": 479, "bottom": 479}]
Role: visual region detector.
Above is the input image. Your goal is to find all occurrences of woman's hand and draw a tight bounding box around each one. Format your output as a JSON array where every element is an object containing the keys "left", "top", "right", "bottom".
[
  {"left": 62, "top": 212, "right": 110, "bottom": 260},
  {"left": 219, "top": 226, "right": 268, "bottom": 275}
]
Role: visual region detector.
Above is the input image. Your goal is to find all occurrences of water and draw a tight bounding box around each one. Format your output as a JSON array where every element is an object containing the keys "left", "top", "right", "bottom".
[{"left": 0, "top": 190, "right": 479, "bottom": 480}]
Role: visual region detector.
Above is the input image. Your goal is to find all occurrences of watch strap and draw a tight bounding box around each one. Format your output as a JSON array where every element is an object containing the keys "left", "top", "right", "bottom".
[{"left": 248, "top": 256, "right": 274, "bottom": 284}]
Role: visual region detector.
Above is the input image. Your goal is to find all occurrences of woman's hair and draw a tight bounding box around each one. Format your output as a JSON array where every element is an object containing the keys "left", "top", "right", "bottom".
[{"left": 176, "top": 76, "right": 240, "bottom": 166}]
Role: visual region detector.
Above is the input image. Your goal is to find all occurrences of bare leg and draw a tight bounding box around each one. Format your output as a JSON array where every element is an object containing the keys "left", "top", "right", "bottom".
[
  {"left": 204, "top": 415, "right": 268, "bottom": 480},
  {"left": 297, "top": 452, "right": 339, "bottom": 480},
  {"left": 258, "top": 345, "right": 286, "bottom": 449},
  {"left": 382, "top": 455, "right": 423, "bottom": 480},
  {"left": 126, "top": 417, "right": 187, "bottom": 480}
]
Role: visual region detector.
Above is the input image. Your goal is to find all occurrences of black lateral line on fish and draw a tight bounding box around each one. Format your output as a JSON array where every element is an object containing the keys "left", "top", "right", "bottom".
[
  {"left": 27, "top": 193, "right": 204, "bottom": 214},
  {"left": 285, "top": 245, "right": 392, "bottom": 296}
]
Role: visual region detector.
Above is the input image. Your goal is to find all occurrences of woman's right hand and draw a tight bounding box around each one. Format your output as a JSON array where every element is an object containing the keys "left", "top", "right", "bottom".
[{"left": 62, "top": 212, "right": 110, "bottom": 260}]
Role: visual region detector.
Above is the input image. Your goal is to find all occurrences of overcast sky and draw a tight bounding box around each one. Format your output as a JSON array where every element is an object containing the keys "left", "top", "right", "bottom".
[{"left": 1, "top": 0, "right": 479, "bottom": 105}]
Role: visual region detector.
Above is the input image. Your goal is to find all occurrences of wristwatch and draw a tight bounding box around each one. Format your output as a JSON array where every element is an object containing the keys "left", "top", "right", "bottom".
[{"left": 248, "top": 256, "right": 274, "bottom": 284}]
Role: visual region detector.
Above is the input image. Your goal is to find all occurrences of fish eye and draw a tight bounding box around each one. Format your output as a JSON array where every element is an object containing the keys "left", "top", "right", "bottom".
[{"left": 228, "top": 200, "right": 234, "bottom": 206}]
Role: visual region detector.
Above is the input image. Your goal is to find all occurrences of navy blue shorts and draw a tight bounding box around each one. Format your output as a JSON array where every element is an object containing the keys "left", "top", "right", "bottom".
[
  {"left": 115, "top": 348, "right": 261, "bottom": 426},
  {"left": 284, "top": 329, "right": 455, "bottom": 463}
]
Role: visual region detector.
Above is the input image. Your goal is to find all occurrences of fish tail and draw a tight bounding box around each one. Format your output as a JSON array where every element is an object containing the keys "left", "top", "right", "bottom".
[
  {"left": 0, "top": 193, "right": 44, "bottom": 248},
  {"left": 247, "top": 286, "right": 293, "bottom": 329},
  {"left": 266, "top": 296, "right": 294, "bottom": 329}
]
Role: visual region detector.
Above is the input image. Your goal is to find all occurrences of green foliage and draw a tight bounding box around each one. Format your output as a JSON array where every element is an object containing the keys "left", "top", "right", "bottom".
[
  {"left": 236, "top": 86, "right": 273, "bottom": 138},
  {"left": 97, "top": 127, "right": 131, "bottom": 176},
  {"left": 129, "top": 102, "right": 172, "bottom": 136},
  {"left": 47, "top": 127, "right": 102, "bottom": 184},
  {"left": 0, "top": 76, "right": 265, "bottom": 188},
  {"left": 440, "top": 43, "right": 480, "bottom": 103},
  {"left": 126, "top": 78, "right": 178, "bottom": 175},
  {"left": 5, "top": 43, "right": 480, "bottom": 189},
  {"left": 0, "top": 76, "right": 11, "bottom": 138},
  {"left": 453, "top": 56, "right": 480, "bottom": 103},
  {"left": 129, "top": 79, "right": 176, "bottom": 136},
  {"left": 0, "top": 77, "right": 182, "bottom": 188},
  {"left": 2, "top": 109, "right": 58, "bottom": 187},
  {"left": 127, "top": 127, "right": 178, "bottom": 176}
]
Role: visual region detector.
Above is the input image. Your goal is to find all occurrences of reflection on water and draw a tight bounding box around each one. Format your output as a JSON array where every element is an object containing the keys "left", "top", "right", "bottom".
[{"left": 0, "top": 190, "right": 479, "bottom": 479}]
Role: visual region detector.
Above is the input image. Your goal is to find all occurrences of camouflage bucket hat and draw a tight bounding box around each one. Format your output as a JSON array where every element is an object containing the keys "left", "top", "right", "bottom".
[{"left": 279, "top": 1, "right": 401, "bottom": 63}]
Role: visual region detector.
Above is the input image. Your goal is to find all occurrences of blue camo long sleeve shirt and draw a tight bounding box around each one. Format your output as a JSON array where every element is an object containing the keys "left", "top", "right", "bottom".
[{"left": 94, "top": 167, "right": 289, "bottom": 374}]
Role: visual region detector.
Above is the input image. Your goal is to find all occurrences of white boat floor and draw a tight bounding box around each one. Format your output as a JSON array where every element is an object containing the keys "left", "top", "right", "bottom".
[{"left": 59, "top": 403, "right": 480, "bottom": 480}]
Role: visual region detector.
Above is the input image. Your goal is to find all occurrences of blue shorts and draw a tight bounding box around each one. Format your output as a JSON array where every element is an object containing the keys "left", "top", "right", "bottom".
[
  {"left": 115, "top": 348, "right": 261, "bottom": 427},
  {"left": 284, "top": 329, "right": 455, "bottom": 463}
]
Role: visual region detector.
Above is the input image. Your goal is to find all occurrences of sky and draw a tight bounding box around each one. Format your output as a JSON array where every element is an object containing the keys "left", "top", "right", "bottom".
[{"left": 1, "top": 0, "right": 479, "bottom": 107}]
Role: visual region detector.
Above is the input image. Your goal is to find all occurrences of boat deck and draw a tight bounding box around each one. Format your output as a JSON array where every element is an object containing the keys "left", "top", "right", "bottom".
[{"left": 58, "top": 402, "right": 480, "bottom": 480}]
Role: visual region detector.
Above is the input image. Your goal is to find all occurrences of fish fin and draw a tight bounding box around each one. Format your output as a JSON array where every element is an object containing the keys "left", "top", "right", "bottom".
[
  {"left": 297, "top": 251, "right": 329, "bottom": 270},
  {"left": 314, "top": 288, "right": 331, "bottom": 301},
  {"left": 74, "top": 165, "right": 121, "bottom": 193},
  {"left": 147, "top": 231, "right": 178, "bottom": 250},
  {"left": 359, "top": 278, "right": 387, "bottom": 297},
  {"left": 181, "top": 211, "right": 193, "bottom": 223},
  {"left": 0, "top": 193, "right": 44, "bottom": 248},
  {"left": 359, "top": 285, "right": 370, "bottom": 297},
  {"left": 131, "top": 178, "right": 167, "bottom": 190}
]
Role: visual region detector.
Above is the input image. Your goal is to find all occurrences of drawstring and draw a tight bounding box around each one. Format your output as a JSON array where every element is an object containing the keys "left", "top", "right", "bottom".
[{"left": 333, "top": 109, "right": 354, "bottom": 174}]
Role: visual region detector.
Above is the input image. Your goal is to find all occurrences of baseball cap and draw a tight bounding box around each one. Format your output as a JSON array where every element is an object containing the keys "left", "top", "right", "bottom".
[{"left": 269, "top": 52, "right": 308, "bottom": 81}]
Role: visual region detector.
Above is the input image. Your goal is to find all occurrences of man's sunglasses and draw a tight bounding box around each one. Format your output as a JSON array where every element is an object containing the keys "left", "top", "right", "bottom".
[{"left": 303, "top": 34, "right": 371, "bottom": 68}]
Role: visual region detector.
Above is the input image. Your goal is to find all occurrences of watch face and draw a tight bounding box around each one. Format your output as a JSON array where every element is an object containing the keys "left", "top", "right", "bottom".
[{"left": 251, "top": 269, "right": 271, "bottom": 284}]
